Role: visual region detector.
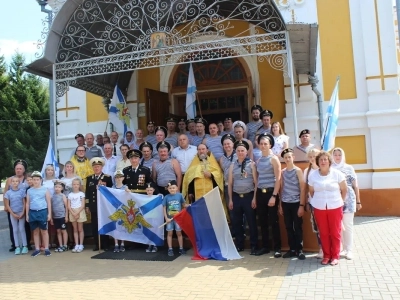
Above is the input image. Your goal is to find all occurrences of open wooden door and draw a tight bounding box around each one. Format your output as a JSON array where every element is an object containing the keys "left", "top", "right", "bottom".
[{"left": 145, "top": 89, "right": 170, "bottom": 126}]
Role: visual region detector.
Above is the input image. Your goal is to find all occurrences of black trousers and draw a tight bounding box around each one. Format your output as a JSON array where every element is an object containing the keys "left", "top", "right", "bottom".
[
  {"left": 232, "top": 192, "right": 258, "bottom": 248},
  {"left": 90, "top": 207, "right": 109, "bottom": 249},
  {"left": 282, "top": 202, "right": 303, "bottom": 251},
  {"left": 7, "top": 212, "right": 15, "bottom": 247},
  {"left": 157, "top": 185, "right": 170, "bottom": 196},
  {"left": 256, "top": 188, "right": 281, "bottom": 251}
]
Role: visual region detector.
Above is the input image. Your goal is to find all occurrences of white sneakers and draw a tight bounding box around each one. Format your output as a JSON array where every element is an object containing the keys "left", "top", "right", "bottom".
[
  {"left": 72, "top": 245, "right": 84, "bottom": 253},
  {"left": 340, "top": 250, "right": 353, "bottom": 260}
]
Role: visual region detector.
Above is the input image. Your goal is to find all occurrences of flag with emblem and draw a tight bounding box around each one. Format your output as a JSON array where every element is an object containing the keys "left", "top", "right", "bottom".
[
  {"left": 185, "top": 63, "right": 197, "bottom": 119},
  {"left": 108, "top": 85, "right": 134, "bottom": 137},
  {"left": 97, "top": 186, "right": 164, "bottom": 246},
  {"left": 173, "top": 187, "right": 242, "bottom": 261}
]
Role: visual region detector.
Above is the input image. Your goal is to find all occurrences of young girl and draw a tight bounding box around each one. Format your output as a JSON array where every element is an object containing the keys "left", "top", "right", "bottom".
[
  {"left": 51, "top": 182, "right": 69, "bottom": 252},
  {"left": 5, "top": 177, "right": 28, "bottom": 255},
  {"left": 43, "top": 165, "right": 56, "bottom": 195},
  {"left": 303, "top": 148, "right": 323, "bottom": 258},
  {"left": 113, "top": 170, "right": 128, "bottom": 253},
  {"left": 145, "top": 182, "right": 159, "bottom": 253},
  {"left": 26, "top": 171, "right": 52, "bottom": 257},
  {"left": 68, "top": 178, "right": 86, "bottom": 253},
  {"left": 61, "top": 161, "right": 79, "bottom": 197}
]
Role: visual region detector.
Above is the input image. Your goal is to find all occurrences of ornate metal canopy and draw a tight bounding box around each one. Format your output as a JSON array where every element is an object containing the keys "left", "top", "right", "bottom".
[{"left": 26, "top": 0, "right": 309, "bottom": 98}]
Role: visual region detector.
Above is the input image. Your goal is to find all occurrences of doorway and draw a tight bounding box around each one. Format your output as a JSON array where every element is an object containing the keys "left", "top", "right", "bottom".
[{"left": 170, "top": 58, "right": 251, "bottom": 124}]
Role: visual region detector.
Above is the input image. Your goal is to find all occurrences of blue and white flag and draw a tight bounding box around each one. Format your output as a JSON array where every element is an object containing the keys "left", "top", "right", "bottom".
[
  {"left": 185, "top": 63, "right": 197, "bottom": 119},
  {"left": 41, "top": 138, "right": 60, "bottom": 178},
  {"left": 97, "top": 187, "right": 164, "bottom": 246},
  {"left": 174, "top": 187, "right": 242, "bottom": 261},
  {"left": 108, "top": 85, "right": 134, "bottom": 137},
  {"left": 321, "top": 78, "right": 340, "bottom": 151}
]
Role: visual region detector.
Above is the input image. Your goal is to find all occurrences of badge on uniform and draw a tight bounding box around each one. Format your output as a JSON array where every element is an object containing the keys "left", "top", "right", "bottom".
[
  {"left": 138, "top": 174, "right": 145, "bottom": 186},
  {"left": 89, "top": 182, "right": 94, "bottom": 186}
]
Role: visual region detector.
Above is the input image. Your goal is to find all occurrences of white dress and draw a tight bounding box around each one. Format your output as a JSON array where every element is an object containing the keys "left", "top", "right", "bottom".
[
  {"left": 61, "top": 177, "right": 75, "bottom": 197},
  {"left": 272, "top": 134, "right": 289, "bottom": 156}
]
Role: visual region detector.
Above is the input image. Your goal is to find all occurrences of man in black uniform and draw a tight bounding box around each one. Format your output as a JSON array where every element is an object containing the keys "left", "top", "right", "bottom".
[
  {"left": 85, "top": 157, "right": 113, "bottom": 251},
  {"left": 123, "top": 149, "right": 152, "bottom": 194}
]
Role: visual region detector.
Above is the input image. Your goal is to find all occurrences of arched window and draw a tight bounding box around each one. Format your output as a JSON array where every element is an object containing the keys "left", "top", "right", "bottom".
[{"left": 173, "top": 58, "right": 247, "bottom": 87}]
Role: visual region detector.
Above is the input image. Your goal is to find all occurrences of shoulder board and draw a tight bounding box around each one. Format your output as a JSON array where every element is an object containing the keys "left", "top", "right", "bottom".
[
  {"left": 141, "top": 166, "right": 150, "bottom": 170},
  {"left": 103, "top": 174, "right": 110, "bottom": 177},
  {"left": 123, "top": 166, "right": 131, "bottom": 170}
]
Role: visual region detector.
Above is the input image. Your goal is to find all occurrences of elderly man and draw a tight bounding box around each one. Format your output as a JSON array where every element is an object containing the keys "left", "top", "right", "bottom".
[
  {"left": 85, "top": 157, "right": 113, "bottom": 251},
  {"left": 246, "top": 105, "right": 263, "bottom": 144},
  {"left": 85, "top": 133, "right": 104, "bottom": 159},
  {"left": 110, "top": 131, "right": 121, "bottom": 157},
  {"left": 293, "top": 129, "right": 316, "bottom": 161},
  {"left": 103, "top": 143, "right": 118, "bottom": 180},
  {"left": 116, "top": 144, "right": 131, "bottom": 171},
  {"left": 152, "top": 141, "right": 182, "bottom": 196},
  {"left": 123, "top": 149, "right": 152, "bottom": 194},
  {"left": 182, "top": 143, "right": 224, "bottom": 204},
  {"left": 145, "top": 121, "right": 157, "bottom": 145},
  {"left": 171, "top": 134, "right": 197, "bottom": 175}
]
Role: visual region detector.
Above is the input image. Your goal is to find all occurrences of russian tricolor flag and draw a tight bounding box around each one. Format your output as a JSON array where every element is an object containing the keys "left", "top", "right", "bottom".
[{"left": 174, "top": 188, "right": 242, "bottom": 261}]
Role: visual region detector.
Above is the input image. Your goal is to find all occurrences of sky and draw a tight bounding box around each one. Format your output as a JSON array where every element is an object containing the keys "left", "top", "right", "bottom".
[{"left": 0, "top": 0, "right": 47, "bottom": 65}]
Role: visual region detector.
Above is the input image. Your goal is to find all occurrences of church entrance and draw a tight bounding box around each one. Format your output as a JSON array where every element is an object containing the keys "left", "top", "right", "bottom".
[{"left": 170, "top": 58, "right": 251, "bottom": 124}]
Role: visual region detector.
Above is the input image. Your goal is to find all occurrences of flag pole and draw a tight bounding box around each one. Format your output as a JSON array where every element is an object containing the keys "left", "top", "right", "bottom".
[{"left": 195, "top": 92, "right": 203, "bottom": 118}]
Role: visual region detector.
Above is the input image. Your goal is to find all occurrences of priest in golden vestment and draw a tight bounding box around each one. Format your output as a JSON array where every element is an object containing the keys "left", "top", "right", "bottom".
[{"left": 182, "top": 144, "right": 225, "bottom": 206}]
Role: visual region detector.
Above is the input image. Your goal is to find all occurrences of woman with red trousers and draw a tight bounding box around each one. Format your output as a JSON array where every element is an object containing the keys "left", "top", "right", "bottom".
[{"left": 308, "top": 151, "right": 347, "bottom": 266}]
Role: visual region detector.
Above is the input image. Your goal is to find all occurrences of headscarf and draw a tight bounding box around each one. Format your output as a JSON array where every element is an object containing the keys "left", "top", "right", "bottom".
[{"left": 331, "top": 147, "right": 346, "bottom": 169}]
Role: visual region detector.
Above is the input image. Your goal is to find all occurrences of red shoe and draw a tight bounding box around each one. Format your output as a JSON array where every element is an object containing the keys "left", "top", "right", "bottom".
[
  {"left": 321, "top": 258, "right": 330, "bottom": 265},
  {"left": 330, "top": 259, "right": 339, "bottom": 266}
]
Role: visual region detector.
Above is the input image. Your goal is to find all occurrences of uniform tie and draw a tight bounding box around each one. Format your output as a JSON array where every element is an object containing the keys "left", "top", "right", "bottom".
[{"left": 113, "top": 144, "right": 117, "bottom": 156}]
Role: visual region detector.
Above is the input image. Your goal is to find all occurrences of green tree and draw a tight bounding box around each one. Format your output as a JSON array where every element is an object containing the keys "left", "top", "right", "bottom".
[{"left": 0, "top": 53, "right": 50, "bottom": 180}]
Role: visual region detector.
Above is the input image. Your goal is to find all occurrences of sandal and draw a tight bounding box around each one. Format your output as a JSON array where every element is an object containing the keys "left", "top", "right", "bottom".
[{"left": 330, "top": 259, "right": 339, "bottom": 266}]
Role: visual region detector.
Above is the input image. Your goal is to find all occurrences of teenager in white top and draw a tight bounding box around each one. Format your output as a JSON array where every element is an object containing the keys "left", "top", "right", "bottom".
[{"left": 308, "top": 151, "right": 347, "bottom": 266}]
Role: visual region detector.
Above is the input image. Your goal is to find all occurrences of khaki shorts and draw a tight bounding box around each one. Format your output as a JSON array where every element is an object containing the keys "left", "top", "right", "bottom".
[{"left": 69, "top": 208, "right": 87, "bottom": 223}]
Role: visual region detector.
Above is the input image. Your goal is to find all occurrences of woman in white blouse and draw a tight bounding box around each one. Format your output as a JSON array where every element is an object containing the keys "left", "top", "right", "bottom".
[
  {"left": 61, "top": 161, "right": 81, "bottom": 196},
  {"left": 271, "top": 122, "right": 288, "bottom": 157},
  {"left": 308, "top": 151, "right": 347, "bottom": 266}
]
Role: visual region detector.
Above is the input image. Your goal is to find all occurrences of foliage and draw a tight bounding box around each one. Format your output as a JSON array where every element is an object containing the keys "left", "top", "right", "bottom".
[{"left": 0, "top": 53, "right": 50, "bottom": 180}]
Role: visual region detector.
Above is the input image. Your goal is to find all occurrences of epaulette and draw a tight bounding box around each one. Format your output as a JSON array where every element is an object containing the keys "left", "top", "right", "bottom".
[
  {"left": 103, "top": 174, "right": 110, "bottom": 177},
  {"left": 123, "top": 166, "right": 131, "bottom": 171},
  {"left": 141, "top": 166, "right": 150, "bottom": 170}
]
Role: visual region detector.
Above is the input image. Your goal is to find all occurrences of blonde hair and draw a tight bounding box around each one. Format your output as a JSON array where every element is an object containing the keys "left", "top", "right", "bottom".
[
  {"left": 72, "top": 177, "right": 82, "bottom": 186},
  {"left": 44, "top": 165, "right": 56, "bottom": 180},
  {"left": 63, "top": 161, "right": 77, "bottom": 178},
  {"left": 305, "top": 148, "right": 321, "bottom": 182}
]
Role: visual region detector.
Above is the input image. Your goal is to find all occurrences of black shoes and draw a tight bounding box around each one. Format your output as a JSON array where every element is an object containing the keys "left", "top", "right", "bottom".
[
  {"left": 236, "top": 247, "right": 244, "bottom": 252},
  {"left": 254, "top": 248, "right": 270, "bottom": 256},
  {"left": 250, "top": 247, "right": 257, "bottom": 255},
  {"left": 9, "top": 246, "right": 16, "bottom": 252},
  {"left": 283, "top": 250, "right": 297, "bottom": 258},
  {"left": 298, "top": 251, "right": 306, "bottom": 260}
]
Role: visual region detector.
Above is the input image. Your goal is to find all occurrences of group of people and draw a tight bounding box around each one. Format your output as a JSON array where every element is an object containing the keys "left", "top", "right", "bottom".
[{"left": 4, "top": 104, "right": 362, "bottom": 265}]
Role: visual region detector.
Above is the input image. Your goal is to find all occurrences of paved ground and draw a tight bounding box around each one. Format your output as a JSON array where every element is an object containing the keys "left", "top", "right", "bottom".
[{"left": 0, "top": 216, "right": 399, "bottom": 300}]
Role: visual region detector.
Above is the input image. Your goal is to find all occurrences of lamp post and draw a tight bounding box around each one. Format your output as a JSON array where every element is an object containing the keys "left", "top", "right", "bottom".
[{"left": 36, "top": 0, "right": 57, "bottom": 156}]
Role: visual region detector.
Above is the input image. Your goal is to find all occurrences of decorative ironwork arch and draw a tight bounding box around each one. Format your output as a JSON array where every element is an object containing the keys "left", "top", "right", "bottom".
[{"left": 32, "top": 0, "right": 290, "bottom": 98}]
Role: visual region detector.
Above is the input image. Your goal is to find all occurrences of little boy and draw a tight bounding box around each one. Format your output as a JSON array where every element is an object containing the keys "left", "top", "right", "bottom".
[
  {"left": 280, "top": 148, "right": 306, "bottom": 260},
  {"left": 113, "top": 170, "right": 128, "bottom": 253},
  {"left": 145, "top": 181, "right": 160, "bottom": 253},
  {"left": 26, "top": 171, "right": 52, "bottom": 257},
  {"left": 163, "top": 180, "right": 187, "bottom": 256}
]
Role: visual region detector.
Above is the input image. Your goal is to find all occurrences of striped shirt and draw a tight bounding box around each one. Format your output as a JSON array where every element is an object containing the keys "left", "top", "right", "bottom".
[
  {"left": 165, "top": 133, "right": 179, "bottom": 148},
  {"left": 140, "top": 157, "right": 155, "bottom": 171},
  {"left": 232, "top": 158, "right": 254, "bottom": 194},
  {"left": 221, "top": 152, "right": 237, "bottom": 185},
  {"left": 246, "top": 120, "right": 262, "bottom": 144},
  {"left": 192, "top": 134, "right": 209, "bottom": 147},
  {"left": 205, "top": 136, "right": 224, "bottom": 161},
  {"left": 257, "top": 154, "right": 275, "bottom": 188},
  {"left": 154, "top": 159, "right": 176, "bottom": 187},
  {"left": 256, "top": 125, "right": 271, "bottom": 136},
  {"left": 145, "top": 134, "right": 157, "bottom": 145},
  {"left": 281, "top": 168, "right": 300, "bottom": 203}
]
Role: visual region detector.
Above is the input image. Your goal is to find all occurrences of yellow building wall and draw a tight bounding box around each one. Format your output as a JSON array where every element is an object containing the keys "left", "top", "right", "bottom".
[
  {"left": 316, "top": 0, "right": 357, "bottom": 100},
  {"left": 335, "top": 135, "right": 367, "bottom": 164},
  {"left": 86, "top": 92, "right": 108, "bottom": 122},
  {"left": 137, "top": 68, "right": 160, "bottom": 131},
  {"left": 257, "top": 60, "right": 286, "bottom": 127}
]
